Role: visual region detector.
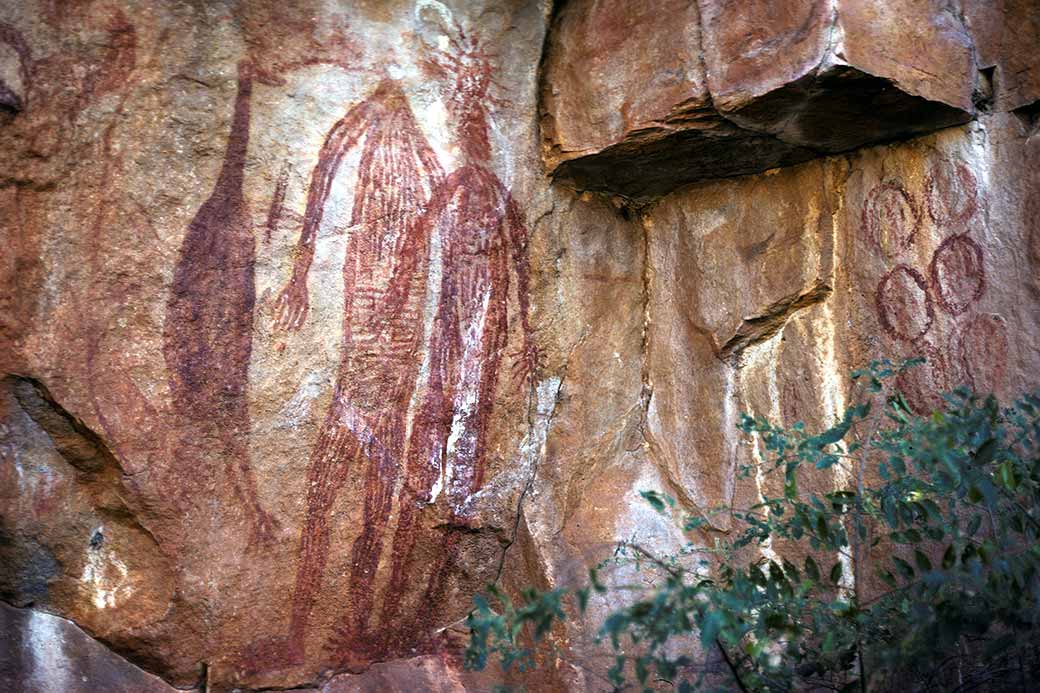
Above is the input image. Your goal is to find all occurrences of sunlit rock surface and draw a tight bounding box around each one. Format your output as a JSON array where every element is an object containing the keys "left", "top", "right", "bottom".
[
  {"left": 543, "top": 0, "right": 984, "bottom": 200},
  {"left": 0, "top": 1, "right": 1038, "bottom": 691}
]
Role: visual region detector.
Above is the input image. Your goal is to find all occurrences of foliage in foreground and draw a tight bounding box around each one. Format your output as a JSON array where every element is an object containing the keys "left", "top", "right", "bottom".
[{"left": 466, "top": 360, "right": 1040, "bottom": 691}]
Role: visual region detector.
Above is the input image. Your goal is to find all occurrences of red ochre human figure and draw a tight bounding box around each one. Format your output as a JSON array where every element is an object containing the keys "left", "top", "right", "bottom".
[
  {"left": 376, "top": 22, "right": 539, "bottom": 650},
  {"left": 243, "top": 78, "right": 443, "bottom": 670}
]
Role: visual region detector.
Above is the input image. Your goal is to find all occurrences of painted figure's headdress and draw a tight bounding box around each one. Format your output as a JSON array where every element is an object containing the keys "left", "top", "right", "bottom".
[{"left": 414, "top": 0, "right": 509, "bottom": 161}]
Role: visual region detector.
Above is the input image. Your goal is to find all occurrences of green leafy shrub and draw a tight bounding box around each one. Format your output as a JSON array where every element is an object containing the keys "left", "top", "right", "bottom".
[{"left": 466, "top": 360, "right": 1040, "bottom": 691}]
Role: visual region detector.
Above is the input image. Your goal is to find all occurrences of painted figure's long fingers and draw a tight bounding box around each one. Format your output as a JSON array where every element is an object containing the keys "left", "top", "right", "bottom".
[
  {"left": 509, "top": 356, "right": 529, "bottom": 386},
  {"left": 289, "top": 303, "right": 307, "bottom": 332},
  {"left": 273, "top": 292, "right": 291, "bottom": 331}
]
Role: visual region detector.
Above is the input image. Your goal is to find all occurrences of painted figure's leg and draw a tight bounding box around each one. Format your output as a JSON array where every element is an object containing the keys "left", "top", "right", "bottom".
[
  {"left": 226, "top": 429, "right": 278, "bottom": 546},
  {"left": 287, "top": 422, "right": 359, "bottom": 644},
  {"left": 416, "top": 299, "right": 508, "bottom": 628},
  {"left": 343, "top": 431, "right": 402, "bottom": 637},
  {"left": 237, "top": 418, "right": 360, "bottom": 674},
  {"left": 379, "top": 306, "right": 462, "bottom": 636},
  {"left": 379, "top": 388, "right": 450, "bottom": 632}
]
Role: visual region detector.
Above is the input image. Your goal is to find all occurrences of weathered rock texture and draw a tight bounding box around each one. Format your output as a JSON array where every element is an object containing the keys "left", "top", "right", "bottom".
[
  {"left": 542, "top": 0, "right": 984, "bottom": 201},
  {"left": 0, "top": 1, "right": 1038, "bottom": 691}
]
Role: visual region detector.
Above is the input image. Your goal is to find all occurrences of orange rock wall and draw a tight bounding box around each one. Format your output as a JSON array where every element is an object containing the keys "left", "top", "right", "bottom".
[{"left": 0, "top": 1, "right": 1037, "bottom": 691}]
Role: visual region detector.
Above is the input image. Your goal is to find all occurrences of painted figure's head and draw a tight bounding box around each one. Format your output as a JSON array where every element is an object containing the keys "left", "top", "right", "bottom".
[{"left": 416, "top": 0, "right": 506, "bottom": 164}]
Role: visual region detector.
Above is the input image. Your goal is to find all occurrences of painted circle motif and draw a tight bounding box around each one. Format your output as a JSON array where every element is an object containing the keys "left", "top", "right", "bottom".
[
  {"left": 925, "top": 159, "right": 978, "bottom": 228},
  {"left": 895, "top": 341, "right": 949, "bottom": 415},
  {"left": 929, "top": 233, "right": 985, "bottom": 316},
  {"left": 953, "top": 313, "right": 1009, "bottom": 394},
  {"left": 861, "top": 182, "right": 920, "bottom": 257},
  {"left": 875, "top": 264, "right": 934, "bottom": 343}
]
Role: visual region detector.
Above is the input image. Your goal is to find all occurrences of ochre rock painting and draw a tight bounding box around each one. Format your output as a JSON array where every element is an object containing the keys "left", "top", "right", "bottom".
[
  {"left": 862, "top": 154, "right": 1009, "bottom": 415},
  {"left": 861, "top": 182, "right": 921, "bottom": 258},
  {"left": 875, "top": 264, "right": 934, "bottom": 344},
  {"left": 163, "top": 61, "right": 275, "bottom": 544},
  {"left": 244, "top": 10, "right": 537, "bottom": 673},
  {"left": 380, "top": 18, "right": 539, "bottom": 652},
  {"left": 1, "top": 2, "right": 1038, "bottom": 692},
  {"left": 930, "top": 233, "right": 986, "bottom": 316},
  {"left": 248, "top": 77, "right": 443, "bottom": 669}
]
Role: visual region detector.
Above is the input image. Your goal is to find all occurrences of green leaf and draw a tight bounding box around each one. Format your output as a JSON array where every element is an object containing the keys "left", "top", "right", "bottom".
[
  {"left": 782, "top": 558, "right": 801, "bottom": 584},
  {"left": 893, "top": 556, "right": 915, "bottom": 579},
  {"left": 914, "top": 549, "right": 933, "bottom": 572},
  {"left": 807, "top": 418, "right": 853, "bottom": 449},
  {"left": 590, "top": 567, "right": 606, "bottom": 594},
  {"left": 805, "top": 555, "right": 821, "bottom": 582},
  {"left": 816, "top": 453, "right": 840, "bottom": 469},
  {"left": 942, "top": 544, "right": 956, "bottom": 569},
  {"left": 576, "top": 587, "right": 590, "bottom": 614},
  {"left": 830, "top": 561, "right": 844, "bottom": 584},
  {"left": 878, "top": 568, "right": 898, "bottom": 588},
  {"left": 700, "top": 611, "right": 723, "bottom": 649},
  {"left": 974, "top": 438, "right": 997, "bottom": 466},
  {"left": 641, "top": 490, "right": 666, "bottom": 513}
]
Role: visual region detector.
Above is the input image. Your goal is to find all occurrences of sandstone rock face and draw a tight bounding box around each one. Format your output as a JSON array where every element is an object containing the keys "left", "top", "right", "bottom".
[
  {"left": 0, "top": 1, "right": 1038, "bottom": 692},
  {"left": 543, "top": 0, "right": 982, "bottom": 201}
]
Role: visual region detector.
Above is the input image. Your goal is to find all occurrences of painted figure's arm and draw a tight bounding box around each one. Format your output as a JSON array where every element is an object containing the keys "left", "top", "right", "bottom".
[
  {"left": 274, "top": 101, "right": 374, "bottom": 331},
  {"left": 505, "top": 193, "right": 540, "bottom": 387}
]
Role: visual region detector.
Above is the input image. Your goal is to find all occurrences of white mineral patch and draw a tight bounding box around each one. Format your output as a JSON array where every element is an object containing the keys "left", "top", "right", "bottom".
[
  {"left": 80, "top": 531, "right": 132, "bottom": 610},
  {"left": 443, "top": 288, "right": 491, "bottom": 510},
  {"left": 465, "top": 375, "right": 561, "bottom": 513},
  {"left": 600, "top": 465, "right": 698, "bottom": 614},
  {"left": 817, "top": 300, "right": 855, "bottom": 589},
  {"left": 277, "top": 371, "right": 326, "bottom": 430},
  {"left": 28, "top": 608, "right": 71, "bottom": 692},
  {"left": 744, "top": 333, "right": 784, "bottom": 563}
]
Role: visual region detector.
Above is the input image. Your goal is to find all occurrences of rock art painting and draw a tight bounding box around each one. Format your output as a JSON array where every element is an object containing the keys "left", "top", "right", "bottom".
[
  {"left": 874, "top": 264, "right": 934, "bottom": 343},
  {"left": 929, "top": 233, "right": 986, "bottom": 316},
  {"left": 861, "top": 181, "right": 920, "bottom": 257},
  {"left": 380, "top": 12, "right": 539, "bottom": 650},
  {"left": 951, "top": 313, "right": 1009, "bottom": 393},
  {"left": 252, "top": 77, "right": 443, "bottom": 670},
  {"left": 160, "top": 14, "right": 361, "bottom": 545},
  {"left": 70, "top": 8, "right": 162, "bottom": 479},
  {"left": 894, "top": 340, "right": 949, "bottom": 414},
  {"left": 925, "top": 157, "right": 978, "bottom": 228},
  {"left": 162, "top": 61, "right": 276, "bottom": 544},
  {"left": 264, "top": 162, "right": 291, "bottom": 244},
  {"left": 244, "top": 5, "right": 537, "bottom": 671},
  {"left": 864, "top": 162, "right": 1001, "bottom": 415}
]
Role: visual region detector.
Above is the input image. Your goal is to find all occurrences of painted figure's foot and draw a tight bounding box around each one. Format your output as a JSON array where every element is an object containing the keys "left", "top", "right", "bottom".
[
  {"left": 325, "top": 622, "right": 382, "bottom": 672},
  {"left": 237, "top": 635, "right": 304, "bottom": 676}
]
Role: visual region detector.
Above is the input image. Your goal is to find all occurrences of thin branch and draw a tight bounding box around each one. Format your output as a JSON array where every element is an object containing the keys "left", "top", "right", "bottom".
[{"left": 715, "top": 638, "right": 750, "bottom": 693}]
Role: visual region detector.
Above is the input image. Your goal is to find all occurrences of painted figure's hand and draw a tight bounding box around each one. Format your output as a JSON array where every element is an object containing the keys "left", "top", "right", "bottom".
[
  {"left": 274, "top": 274, "right": 309, "bottom": 332},
  {"left": 510, "top": 339, "right": 542, "bottom": 388}
]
